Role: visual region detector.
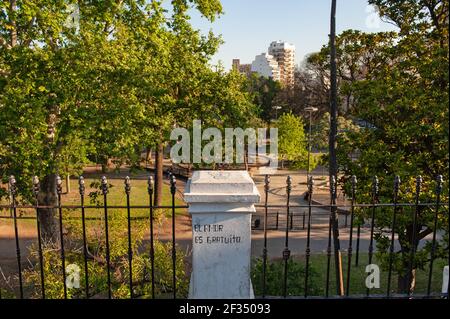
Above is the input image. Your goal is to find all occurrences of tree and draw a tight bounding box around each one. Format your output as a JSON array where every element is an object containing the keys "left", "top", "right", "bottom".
[
  {"left": 303, "top": 30, "right": 398, "bottom": 117},
  {"left": 0, "top": 0, "right": 108, "bottom": 240},
  {"left": 0, "top": 0, "right": 230, "bottom": 239},
  {"left": 312, "top": 112, "right": 360, "bottom": 152},
  {"left": 336, "top": 0, "right": 449, "bottom": 293},
  {"left": 126, "top": 2, "right": 257, "bottom": 204},
  {"left": 247, "top": 73, "right": 281, "bottom": 124},
  {"left": 276, "top": 112, "right": 313, "bottom": 170}
]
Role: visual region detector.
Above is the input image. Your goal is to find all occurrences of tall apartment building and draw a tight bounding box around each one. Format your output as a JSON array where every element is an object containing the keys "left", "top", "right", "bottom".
[
  {"left": 268, "top": 41, "right": 295, "bottom": 87},
  {"left": 250, "top": 53, "right": 280, "bottom": 81},
  {"left": 232, "top": 59, "right": 253, "bottom": 78},
  {"left": 232, "top": 59, "right": 240, "bottom": 71}
]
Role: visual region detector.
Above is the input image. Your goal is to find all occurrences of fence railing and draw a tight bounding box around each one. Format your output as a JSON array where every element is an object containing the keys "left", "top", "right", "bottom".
[
  {"left": 254, "top": 174, "right": 450, "bottom": 298},
  {"left": 0, "top": 173, "right": 448, "bottom": 299}
]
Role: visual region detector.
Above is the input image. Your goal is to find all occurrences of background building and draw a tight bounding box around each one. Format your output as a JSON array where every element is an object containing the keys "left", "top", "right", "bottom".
[
  {"left": 232, "top": 59, "right": 253, "bottom": 77},
  {"left": 250, "top": 53, "right": 280, "bottom": 81},
  {"left": 233, "top": 40, "right": 295, "bottom": 85},
  {"left": 268, "top": 41, "right": 295, "bottom": 87}
]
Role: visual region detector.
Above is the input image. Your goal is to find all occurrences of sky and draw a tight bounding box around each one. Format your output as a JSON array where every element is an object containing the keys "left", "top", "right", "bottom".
[{"left": 188, "top": 0, "right": 398, "bottom": 70}]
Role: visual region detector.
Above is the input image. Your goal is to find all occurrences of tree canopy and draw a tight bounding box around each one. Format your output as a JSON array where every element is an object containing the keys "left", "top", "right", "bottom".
[
  {"left": 335, "top": 0, "right": 449, "bottom": 293},
  {"left": 0, "top": 0, "right": 256, "bottom": 238}
]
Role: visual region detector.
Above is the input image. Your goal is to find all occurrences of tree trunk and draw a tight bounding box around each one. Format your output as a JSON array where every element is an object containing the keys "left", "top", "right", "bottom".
[
  {"left": 9, "top": 0, "right": 17, "bottom": 47},
  {"left": 154, "top": 143, "right": 164, "bottom": 206},
  {"left": 398, "top": 269, "right": 416, "bottom": 294},
  {"left": 66, "top": 173, "right": 70, "bottom": 194},
  {"left": 100, "top": 156, "right": 109, "bottom": 173},
  {"left": 37, "top": 174, "right": 59, "bottom": 243},
  {"left": 397, "top": 226, "right": 419, "bottom": 294},
  {"left": 146, "top": 147, "right": 152, "bottom": 168}
]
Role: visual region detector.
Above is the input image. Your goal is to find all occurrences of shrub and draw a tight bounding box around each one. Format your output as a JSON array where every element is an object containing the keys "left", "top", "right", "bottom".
[
  {"left": 22, "top": 211, "right": 188, "bottom": 299},
  {"left": 251, "top": 257, "right": 323, "bottom": 297}
]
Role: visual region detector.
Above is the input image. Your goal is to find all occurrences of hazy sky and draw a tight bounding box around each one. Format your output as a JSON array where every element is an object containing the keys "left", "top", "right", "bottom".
[{"left": 188, "top": 0, "right": 398, "bottom": 70}]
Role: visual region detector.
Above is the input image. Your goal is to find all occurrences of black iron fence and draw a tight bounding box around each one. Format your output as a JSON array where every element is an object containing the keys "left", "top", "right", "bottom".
[
  {"left": 255, "top": 174, "right": 449, "bottom": 299},
  {"left": 0, "top": 174, "right": 187, "bottom": 299},
  {"left": 0, "top": 173, "right": 448, "bottom": 299}
]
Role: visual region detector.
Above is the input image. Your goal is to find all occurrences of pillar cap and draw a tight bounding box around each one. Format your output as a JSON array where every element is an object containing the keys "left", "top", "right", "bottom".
[{"left": 184, "top": 170, "right": 260, "bottom": 204}]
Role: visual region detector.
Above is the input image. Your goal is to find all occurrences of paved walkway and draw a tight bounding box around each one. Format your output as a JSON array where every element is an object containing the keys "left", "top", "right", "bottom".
[{"left": 157, "top": 167, "right": 375, "bottom": 259}]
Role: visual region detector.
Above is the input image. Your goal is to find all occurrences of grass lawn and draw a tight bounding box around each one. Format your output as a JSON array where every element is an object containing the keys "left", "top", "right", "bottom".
[
  {"left": 61, "top": 176, "right": 186, "bottom": 217},
  {"left": 256, "top": 252, "right": 447, "bottom": 297},
  {"left": 314, "top": 253, "right": 446, "bottom": 296},
  {"left": 0, "top": 175, "right": 187, "bottom": 230}
]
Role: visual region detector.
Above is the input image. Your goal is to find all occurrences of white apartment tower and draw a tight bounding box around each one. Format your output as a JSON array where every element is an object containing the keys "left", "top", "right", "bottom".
[
  {"left": 268, "top": 41, "right": 295, "bottom": 87},
  {"left": 251, "top": 53, "right": 280, "bottom": 81}
]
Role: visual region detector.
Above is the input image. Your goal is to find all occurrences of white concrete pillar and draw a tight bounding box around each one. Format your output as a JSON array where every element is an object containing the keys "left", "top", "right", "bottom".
[
  {"left": 184, "top": 170, "right": 260, "bottom": 299},
  {"left": 442, "top": 266, "right": 449, "bottom": 294}
]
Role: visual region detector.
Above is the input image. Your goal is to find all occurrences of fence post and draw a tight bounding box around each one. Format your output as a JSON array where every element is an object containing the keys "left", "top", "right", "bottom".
[
  {"left": 282, "top": 176, "right": 292, "bottom": 298},
  {"left": 79, "top": 176, "right": 89, "bottom": 299},
  {"left": 56, "top": 175, "right": 67, "bottom": 299},
  {"left": 387, "top": 175, "right": 401, "bottom": 297},
  {"left": 428, "top": 175, "right": 443, "bottom": 296},
  {"left": 366, "top": 176, "right": 378, "bottom": 297},
  {"left": 101, "top": 176, "right": 112, "bottom": 299},
  {"left": 290, "top": 212, "right": 293, "bottom": 230},
  {"left": 276, "top": 211, "right": 279, "bottom": 230},
  {"left": 9, "top": 176, "right": 23, "bottom": 299},
  {"left": 33, "top": 176, "right": 45, "bottom": 299},
  {"left": 147, "top": 176, "right": 156, "bottom": 299},
  {"left": 184, "top": 170, "right": 260, "bottom": 299},
  {"left": 346, "top": 175, "right": 357, "bottom": 296},
  {"left": 124, "top": 176, "right": 133, "bottom": 299},
  {"left": 302, "top": 211, "right": 306, "bottom": 230},
  {"left": 262, "top": 175, "right": 270, "bottom": 298}
]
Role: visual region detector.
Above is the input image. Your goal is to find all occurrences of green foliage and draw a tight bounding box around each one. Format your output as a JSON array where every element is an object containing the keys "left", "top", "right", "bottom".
[
  {"left": 328, "top": 1, "right": 449, "bottom": 292},
  {"left": 247, "top": 74, "right": 281, "bottom": 123},
  {"left": 251, "top": 257, "right": 323, "bottom": 297},
  {"left": 311, "top": 112, "right": 361, "bottom": 152},
  {"left": 276, "top": 112, "right": 318, "bottom": 171},
  {"left": 22, "top": 211, "right": 188, "bottom": 299},
  {"left": 369, "top": 0, "right": 448, "bottom": 37},
  {"left": 290, "top": 153, "right": 320, "bottom": 171},
  {"left": 306, "top": 30, "right": 398, "bottom": 115},
  {"left": 0, "top": 0, "right": 256, "bottom": 199},
  {"left": 277, "top": 112, "right": 307, "bottom": 162},
  {"left": 0, "top": 287, "right": 16, "bottom": 299},
  {"left": 300, "top": 0, "right": 449, "bottom": 293}
]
